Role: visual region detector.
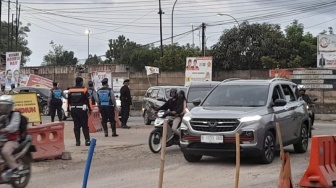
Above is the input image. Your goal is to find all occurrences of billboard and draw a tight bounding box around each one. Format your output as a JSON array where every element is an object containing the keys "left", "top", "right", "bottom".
[
  {"left": 185, "top": 56, "right": 213, "bottom": 86},
  {"left": 317, "top": 35, "right": 336, "bottom": 68},
  {"left": 91, "top": 71, "right": 112, "bottom": 91},
  {"left": 5, "top": 52, "right": 21, "bottom": 89},
  {"left": 317, "top": 52, "right": 336, "bottom": 68},
  {"left": 113, "top": 77, "right": 124, "bottom": 93},
  {"left": 11, "top": 93, "right": 42, "bottom": 123},
  {"left": 269, "top": 68, "right": 336, "bottom": 90}
]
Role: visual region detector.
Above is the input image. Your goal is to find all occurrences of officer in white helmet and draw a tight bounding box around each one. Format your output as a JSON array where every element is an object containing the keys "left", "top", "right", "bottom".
[{"left": 0, "top": 95, "right": 22, "bottom": 178}]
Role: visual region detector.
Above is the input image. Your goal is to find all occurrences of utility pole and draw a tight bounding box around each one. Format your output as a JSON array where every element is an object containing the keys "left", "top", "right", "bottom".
[
  {"left": 191, "top": 23, "right": 195, "bottom": 48},
  {"left": 7, "top": 0, "right": 10, "bottom": 52},
  {"left": 16, "top": 4, "right": 20, "bottom": 51},
  {"left": 0, "top": 0, "right": 2, "bottom": 52},
  {"left": 11, "top": 14, "right": 13, "bottom": 51},
  {"left": 201, "top": 23, "right": 206, "bottom": 56},
  {"left": 15, "top": 0, "right": 17, "bottom": 51},
  {"left": 157, "top": 0, "right": 164, "bottom": 86}
]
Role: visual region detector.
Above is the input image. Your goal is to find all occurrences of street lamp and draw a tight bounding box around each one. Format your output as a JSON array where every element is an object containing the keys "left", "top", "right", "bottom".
[
  {"left": 217, "top": 13, "right": 240, "bottom": 29},
  {"left": 85, "top": 29, "right": 91, "bottom": 60},
  {"left": 171, "top": 0, "right": 179, "bottom": 45}
]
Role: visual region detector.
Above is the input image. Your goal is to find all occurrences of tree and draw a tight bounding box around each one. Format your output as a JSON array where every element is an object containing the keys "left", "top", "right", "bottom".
[
  {"left": 0, "top": 21, "right": 32, "bottom": 66},
  {"left": 43, "top": 41, "right": 78, "bottom": 65},
  {"left": 85, "top": 54, "right": 103, "bottom": 65}
]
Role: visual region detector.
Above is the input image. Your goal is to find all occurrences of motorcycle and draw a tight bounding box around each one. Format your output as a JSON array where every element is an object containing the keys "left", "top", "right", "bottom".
[
  {"left": 0, "top": 134, "right": 36, "bottom": 188},
  {"left": 148, "top": 110, "right": 180, "bottom": 153}
]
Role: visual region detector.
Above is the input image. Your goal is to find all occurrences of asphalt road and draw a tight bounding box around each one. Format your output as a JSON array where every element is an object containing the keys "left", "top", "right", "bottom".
[{"left": 3, "top": 115, "right": 336, "bottom": 188}]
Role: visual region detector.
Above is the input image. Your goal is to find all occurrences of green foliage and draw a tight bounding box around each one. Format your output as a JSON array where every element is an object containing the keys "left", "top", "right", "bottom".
[
  {"left": 85, "top": 54, "right": 103, "bottom": 65},
  {"left": 0, "top": 21, "right": 32, "bottom": 66},
  {"left": 43, "top": 41, "right": 78, "bottom": 65}
]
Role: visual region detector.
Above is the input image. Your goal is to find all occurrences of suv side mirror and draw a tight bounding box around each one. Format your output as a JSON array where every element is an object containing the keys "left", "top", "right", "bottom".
[
  {"left": 157, "top": 96, "right": 165, "bottom": 101},
  {"left": 273, "top": 99, "right": 287, "bottom": 107},
  {"left": 192, "top": 98, "right": 202, "bottom": 107}
]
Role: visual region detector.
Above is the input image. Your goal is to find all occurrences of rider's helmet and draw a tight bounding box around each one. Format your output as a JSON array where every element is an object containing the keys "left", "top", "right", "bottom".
[
  {"left": 0, "top": 95, "right": 15, "bottom": 116},
  {"left": 170, "top": 88, "right": 178, "bottom": 97},
  {"left": 177, "top": 89, "right": 186, "bottom": 99},
  {"left": 298, "top": 85, "right": 306, "bottom": 92}
]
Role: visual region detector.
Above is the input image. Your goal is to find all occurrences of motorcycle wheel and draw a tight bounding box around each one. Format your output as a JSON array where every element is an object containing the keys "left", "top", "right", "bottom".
[
  {"left": 11, "top": 153, "right": 32, "bottom": 188},
  {"left": 149, "top": 128, "right": 162, "bottom": 153}
]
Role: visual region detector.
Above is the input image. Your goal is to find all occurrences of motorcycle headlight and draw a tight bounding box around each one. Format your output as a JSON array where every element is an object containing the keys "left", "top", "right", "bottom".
[{"left": 157, "top": 111, "right": 165, "bottom": 117}]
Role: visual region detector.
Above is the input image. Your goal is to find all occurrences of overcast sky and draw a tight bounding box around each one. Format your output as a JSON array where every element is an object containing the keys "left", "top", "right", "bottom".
[{"left": 2, "top": 0, "right": 335, "bottom": 66}]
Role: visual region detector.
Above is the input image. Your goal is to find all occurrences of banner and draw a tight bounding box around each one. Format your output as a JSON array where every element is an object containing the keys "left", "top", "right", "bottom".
[
  {"left": 113, "top": 77, "right": 124, "bottom": 93},
  {"left": 145, "top": 66, "right": 159, "bottom": 75},
  {"left": 318, "top": 34, "right": 336, "bottom": 52},
  {"left": 25, "top": 74, "right": 53, "bottom": 88},
  {"left": 185, "top": 56, "right": 213, "bottom": 86},
  {"left": 5, "top": 52, "right": 21, "bottom": 89},
  {"left": 11, "top": 93, "right": 42, "bottom": 123},
  {"left": 91, "top": 71, "right": 112, "bottom": 91},
  {"left": 317, "top": 52, "right": 336, "bottom": 68}
]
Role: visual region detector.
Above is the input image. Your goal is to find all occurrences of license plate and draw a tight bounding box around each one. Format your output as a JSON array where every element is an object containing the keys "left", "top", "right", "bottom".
[{"left": 201, "top": 135, "right": 223, "bottom": 143}]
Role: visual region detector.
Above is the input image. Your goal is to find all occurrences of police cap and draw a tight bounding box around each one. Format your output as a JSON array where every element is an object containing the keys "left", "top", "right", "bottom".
[{"left": 123, "top": 79, "right": 130, "bottom": 83}]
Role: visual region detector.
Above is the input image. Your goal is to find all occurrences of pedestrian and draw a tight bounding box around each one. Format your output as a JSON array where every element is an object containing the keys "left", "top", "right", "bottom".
[
  {"left": 0, "top": 84, "right": 6, "bottom": 95},
  {"left": 8, "top": 84, "right": 15, "bottom": 94},
  {"left": 67, "top": 77, "right": 92, "bottom": 146},
  {"left": 97, "top": 78, "right": 118, "bottom": 137},
  {"left": 87, "top": 81, "right": 98, "bottom": 106},
  {"left": 48, "top": 82, "right": 64, "bottom": 122},
  {"left": 120, "top": 79, "right": 132, "bottom": 129}
]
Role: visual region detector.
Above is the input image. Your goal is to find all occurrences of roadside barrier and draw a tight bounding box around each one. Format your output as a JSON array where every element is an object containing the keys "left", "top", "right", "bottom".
[
  {"left": 88, "top": 109, "right": 103, "bottom": 133},
  {"left": 115, "top": 110, "right": 121, "bottom": 128},
  {"left": 299, "top": 135, "right": 336, "bottom": 188},
  {"left": 27, "top": 122, "right": 65, "bottom": 160}
]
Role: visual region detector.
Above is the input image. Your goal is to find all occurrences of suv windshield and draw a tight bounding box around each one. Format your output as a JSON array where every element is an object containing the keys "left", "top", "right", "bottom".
[
  {"left": 202, "top": 85, "right": 269, "bottom": 107},
  {"left": 187, "top": 87, "right": 214, "bottom": 102}
]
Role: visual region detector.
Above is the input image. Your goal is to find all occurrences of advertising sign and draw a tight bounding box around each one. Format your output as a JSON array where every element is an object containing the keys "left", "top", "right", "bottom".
[
  {"left": 25, "top": 74, "right": 53, "bottom": 88},
  {"left": 318, "top": 34, "right": 336, "bottom": 52},
  {"left": 91, "top": 71, "right": 112, "bottom": 91},
  {"left": 5, "top": 52, "right": 21, "bottom": 89},
  {"left": 11, "top": 93, "right": 42, "bottom": 123},
  {"left": 113, "top": 77, "right": 124, "bottom": 93},
  {"left": 317, "top": 52, "right": 336, "bottom": 68},
  {"left": 185, "top": 56, "right": 213, "bottom": 86},
  {"left": 145, "top": 66, "right": 159, "bottom": 75},
  {"left": 269, "top": 68, "right": 336, "bottom": 90}
]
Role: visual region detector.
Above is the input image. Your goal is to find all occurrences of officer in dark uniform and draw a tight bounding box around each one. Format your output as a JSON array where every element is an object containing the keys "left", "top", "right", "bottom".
[
  {"left": 120, "top": 79, "right": 131, "bottom": 129},
  {"left": 48, "top": 82, "right": 64, "bottom": 122},
  {"left": 87, "top": 81, "right": 98, "bottom": 106},
  {"left": 97, "top": 78, "right": 118, "bottom": 137},
  {"left": 67, "top": 77, "right": 92, "bottom": 146}
]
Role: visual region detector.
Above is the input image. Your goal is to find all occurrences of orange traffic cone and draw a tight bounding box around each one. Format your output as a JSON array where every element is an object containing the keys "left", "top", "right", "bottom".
[{"left": 278, "top": 152, "right": 293, "bottom": 188}]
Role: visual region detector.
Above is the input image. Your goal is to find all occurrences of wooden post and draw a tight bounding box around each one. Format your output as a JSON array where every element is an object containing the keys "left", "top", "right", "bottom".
[
  {"left": 276, "top": 122, "right": 284, "bottom": 161},
  {"left": 158, "top": 119, "right": 168, "bottom": 188},
  {"left": 235, "top": 133, "right": 240, "bottom": 188}
]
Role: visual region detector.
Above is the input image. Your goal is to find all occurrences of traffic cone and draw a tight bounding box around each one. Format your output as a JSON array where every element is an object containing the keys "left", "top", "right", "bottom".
[{"left": 278, "top": 152, "right": 293, "bottom": 188}]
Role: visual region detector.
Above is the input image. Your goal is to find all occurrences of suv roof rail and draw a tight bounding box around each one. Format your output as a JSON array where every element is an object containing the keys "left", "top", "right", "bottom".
[
  {"left": 222, "top": 78, "right": 241, "bottom": 82},
  {"left": 269, "top": 78, "right": 290, "bottom": 82}
]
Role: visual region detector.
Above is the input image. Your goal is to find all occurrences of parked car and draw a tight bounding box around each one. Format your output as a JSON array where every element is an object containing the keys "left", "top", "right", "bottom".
[
  {"left": 180, "top": 78, "right": 310, "bottom": 164},
  {"left": 185, "top": 81, "right": 220, "bottom": 110},
  {"left": 142, "top": 86, "right": 186, "bottom": 125},
  {"left": 12, "top": 86, "right": 52, "bottom": 116}
]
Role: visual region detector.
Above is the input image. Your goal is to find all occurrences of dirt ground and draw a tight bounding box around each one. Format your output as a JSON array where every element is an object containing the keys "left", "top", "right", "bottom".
[{"left": 3, "top": 116, "right": 334, "bottom": 188}]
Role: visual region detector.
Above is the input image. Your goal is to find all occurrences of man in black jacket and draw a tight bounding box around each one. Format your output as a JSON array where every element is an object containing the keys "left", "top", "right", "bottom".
[
  {"left": 157, "top": 88, "right": 184, "bottom": 137},
  {"left": 120, "top": 79, "right": 131, "bottom": 129}
]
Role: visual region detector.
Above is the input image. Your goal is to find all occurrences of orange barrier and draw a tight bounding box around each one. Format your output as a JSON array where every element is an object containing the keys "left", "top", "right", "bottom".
[
  {"left": 115, "top": 110, "right": 121, "bottom": 128},
  {"left": 88, "top": 109, "right": 103, "bottom": 133},
  {"left": 27, "top": 122, "right": 65, "bottom": 160},
  {"left": 299, "top": 135, "right": 336, "bottom": 188}
]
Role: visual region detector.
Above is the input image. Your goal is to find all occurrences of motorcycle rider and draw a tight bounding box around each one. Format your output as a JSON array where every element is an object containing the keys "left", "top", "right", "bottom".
[
  {"left": 0, "top": 95, "right": 22, "bottom": 178},
  {"left": 298, "top": 85, "right": 315, "bottom": 128},
  {"left": 156, "top": 88, "right": 184, "bottom": 137}
]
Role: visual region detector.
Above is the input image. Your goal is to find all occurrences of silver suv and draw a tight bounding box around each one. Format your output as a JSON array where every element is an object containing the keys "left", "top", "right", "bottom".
[{"left": 180, "top": 78, "right": 310, "bottom": 164}]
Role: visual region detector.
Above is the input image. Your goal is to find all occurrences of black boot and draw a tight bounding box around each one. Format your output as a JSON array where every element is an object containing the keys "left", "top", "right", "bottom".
[
  {"left": 82, "top": 129, "right": 91, "bottom": 146},
  {"left": 74, "top": 130, "right": 81, "bottom": 146},
  {"left": 111, "top": 123, "right": 119, "bottom": 137},
  {"left": 102, "top": 123, "right": 108, "bottom": 137},
  {"left": 121, "top": 122, "right": 131, "bottom": 129}
]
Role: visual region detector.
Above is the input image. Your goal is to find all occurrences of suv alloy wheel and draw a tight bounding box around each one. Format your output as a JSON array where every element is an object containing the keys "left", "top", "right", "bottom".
[
  {"left": 259, "top": 131, "right": 275, "bottom": 164},
  {"left": 293, "top": 123, "right": 309, "bottom": 153}
]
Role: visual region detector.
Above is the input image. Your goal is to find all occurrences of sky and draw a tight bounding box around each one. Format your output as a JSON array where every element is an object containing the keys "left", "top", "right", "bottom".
[{"left": 1, "top": 0, "right": 335, "bottom": 66}]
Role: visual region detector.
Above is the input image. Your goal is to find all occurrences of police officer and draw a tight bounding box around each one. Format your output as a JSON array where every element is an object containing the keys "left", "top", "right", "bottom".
[
  {"left": 48, "top": 82, "right": 64, "bottom": 122},
  {"left": 87, "top": 81, "right": 98, "bottom": 106},
  {"left": 120, "top": 79, "right": 132, "bottom": 129},
  {"left": 67, "top": 77, "right": 92, "bottom": 146},
  {"left": 97, "top": 78, "right": 118, "bottom": 137}
]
